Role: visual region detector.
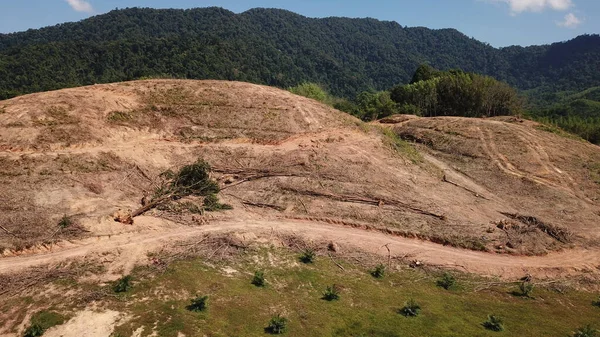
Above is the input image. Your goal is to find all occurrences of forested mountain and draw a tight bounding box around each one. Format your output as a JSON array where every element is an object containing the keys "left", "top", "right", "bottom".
[{"left": 0, "top": 7, "right": 599, "bottom": 100}]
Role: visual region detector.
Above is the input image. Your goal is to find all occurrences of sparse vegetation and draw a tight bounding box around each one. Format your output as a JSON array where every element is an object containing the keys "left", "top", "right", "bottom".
[
  {"left": 113, "top": 275, "right": 132, "bottom": 293},
  {"left": 266, "top": 314, "right": 288, "bottom": 334},
  {"left": 57, "top": 215, "right": 72, "bottom": 229},
  {"left": 574, "top": 325, "right": 599, "bottom": 337},
  {"left": 399, "top": 299, "right": 421, "bottom": 317},
  {"left": 436, "top": 272, "right": 456, "bottom": 290},
  {"left": 322, "top": 285, "right": 341, "bottom": 301},
  {"left": 107, "top": 110, "right": 134, "bottom": 123},
  {"left": 251, "top": 271, "right": 266, "bottom": 287},
  {"left": 187, "top": 295, "right": 208, "bottom": 312},
  {"left": 483, "top": 314, "right": 504, "bottom": 332},
  {"left": 23, "top": 311, "right": 66, "bottom": 337},
  {"left": 370, "top": 264, "right": 386, "bottom": 278},
  {"left": 380, "top": 127, "right": 422, "bottom": 163},
  {"left": 203, "top": 193, "right": 233, "bottom": 212},
  {"left": 299, "top": 248, "right": 316, "bottom": 264},
  {"left": 593, "top": 296, "right": 600, "bottom": 307},
  {"left": 514, "top": 281, "right": 534, "bottom": 298}
]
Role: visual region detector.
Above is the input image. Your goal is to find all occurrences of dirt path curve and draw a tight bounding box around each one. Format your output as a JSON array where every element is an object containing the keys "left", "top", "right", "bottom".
[{"left": 1, "top": 218, "right": 599, "bottom": 280}]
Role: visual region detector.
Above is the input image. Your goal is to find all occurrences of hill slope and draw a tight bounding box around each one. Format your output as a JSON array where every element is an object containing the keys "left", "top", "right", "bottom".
[
  {"left": 1, "top": 80, "right": 599, "bottom": 262},
  {"left": 0, "top": 7, "right": 598, "bottom": 99}
]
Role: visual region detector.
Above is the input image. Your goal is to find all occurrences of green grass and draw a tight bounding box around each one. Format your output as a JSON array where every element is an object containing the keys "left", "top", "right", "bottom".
[
  {"left": 23, "top": 310, "right": 66, "bottom": 337},
  {"left": 535, "top": 123, "right": 584, "bottom": 141},
  {"left": 105, "top": 248, "right": 600, "bottom": 337},
  {"left": 380, "top": 127, "right": 422, "bottom": 164}
]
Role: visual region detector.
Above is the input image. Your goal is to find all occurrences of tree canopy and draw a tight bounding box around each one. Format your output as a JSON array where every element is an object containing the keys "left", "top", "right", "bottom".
[{"left": 0, "top": 7, "right": 598, "bottom": 100}]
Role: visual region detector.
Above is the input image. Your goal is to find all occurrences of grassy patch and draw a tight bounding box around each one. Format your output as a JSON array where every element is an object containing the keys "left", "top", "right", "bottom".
[
  {"left": 23, "top": 310, "right": 66, "bottom": 337},
  {"left": 380, "top": 126, "right": 422, "bottom": 163},
  {"left": 585, "top": 161, "right": 600, "bottom": 185},
  {"left": 536, "top": 123, "right": 584, "bottom": 141},
  {"left": 107, "top": 110, "right": 134, "bottom": 123},
  {"left": 104, "top": 248, "right": 600, "bottom": 337}
]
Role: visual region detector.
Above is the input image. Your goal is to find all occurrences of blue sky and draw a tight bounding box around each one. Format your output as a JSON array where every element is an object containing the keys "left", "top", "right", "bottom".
[{"left": 0, "top": 0, "right": 598, "bottom": 47}]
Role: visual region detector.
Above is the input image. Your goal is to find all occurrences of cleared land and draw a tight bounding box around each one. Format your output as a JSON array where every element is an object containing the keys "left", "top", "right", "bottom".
[{"left": 1, "top": 80, "right": 600, "bottom": 336}]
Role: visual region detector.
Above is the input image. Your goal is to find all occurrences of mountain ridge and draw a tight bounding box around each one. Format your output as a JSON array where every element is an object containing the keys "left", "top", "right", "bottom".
[{"left": 0, "top": 7, "right": 598, "bottom": 99}]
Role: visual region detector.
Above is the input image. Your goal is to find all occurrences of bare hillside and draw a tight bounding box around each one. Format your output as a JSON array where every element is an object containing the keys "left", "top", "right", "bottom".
[{"left": 0, "top": 79, "right": 599, "bottom": 261}]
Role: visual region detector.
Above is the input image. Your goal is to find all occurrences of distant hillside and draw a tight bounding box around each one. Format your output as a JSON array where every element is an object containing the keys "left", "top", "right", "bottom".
[{"left": 0, "top": 7, "right": 599, "bottom": 99}]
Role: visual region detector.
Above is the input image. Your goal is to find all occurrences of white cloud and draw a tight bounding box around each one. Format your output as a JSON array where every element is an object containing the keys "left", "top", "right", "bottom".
[
  {"left": 65, "top": 0, "right": 94, "bottom": 13},
  {"left": 488, "top": 0, "right": 573, "bottom": 14},
  {"left": 557, "top": 12, "right": 582, "bottom": 28}
]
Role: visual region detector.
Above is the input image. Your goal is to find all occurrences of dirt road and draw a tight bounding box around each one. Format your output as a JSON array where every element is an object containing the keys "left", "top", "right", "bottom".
[{"left": 1, "top": 218, "right": 598, "bottom": 280}]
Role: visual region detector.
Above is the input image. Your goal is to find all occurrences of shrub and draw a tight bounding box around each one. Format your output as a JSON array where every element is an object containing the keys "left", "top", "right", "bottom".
[
  {"left": 593, "top": 296, "right": 600, "bottom": 308},
  {"left": 299, "top": 249, "right": 316, "bottom": 264},
  {"left": 517, "top": 281, "right": 534, "bottom": 298},
  {"left": 322, "top": 285, "right": 341, "bottom": 301},
  {"left": 23, "top": 311, "right": 65, "bottom": 337},
  {"left": 58, "top": 215, "right": 72, "bottom": 229},
  {"left": 113, "top": 275, "right": 132, "bottom": 293},
  {"left": 266, "top": 314, "right": 288, "bottom": 334},
  {"left": 252, "top": 271, "right": 266, "bottom": 287},
  {"left": 187, "top": 295, "right": 208, "bottom": 312},
  {"left": 289, "top": 82, "right": 328, "bottom": 103},
  {"left": 483, "top": 315, "right": 504, "bottom": 332},
  {"left": 370, "top": 264, "right": 386, "bottom": 279},
  {"left": 436, "top": 272, "right": 456, "bottom": 290},
  {"left": 399, "top": 299, "right": 421, "bottom": 317},
  {"left": 574, "top": 325, "right": 598, "bottom": 337},
  {"left": 23, "top": 324, "right": 44, "bottom": 337},
  {"left": 203, "top": 193, "right": 233, "bottom": 211}
]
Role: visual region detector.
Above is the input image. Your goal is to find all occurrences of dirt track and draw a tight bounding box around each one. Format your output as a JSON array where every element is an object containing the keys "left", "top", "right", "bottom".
[{"left": 1, "top": 217, "right": 599, "bottom": 280}]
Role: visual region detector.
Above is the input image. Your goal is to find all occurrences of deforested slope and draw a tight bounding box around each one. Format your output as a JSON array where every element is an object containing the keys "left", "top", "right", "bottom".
[{"left": 0, "top": 80, "right": 599, "bottom": 260}]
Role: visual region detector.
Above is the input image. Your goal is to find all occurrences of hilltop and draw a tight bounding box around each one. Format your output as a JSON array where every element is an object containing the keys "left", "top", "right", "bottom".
[
  {"left": 1, "top": 80, "right": 600, "bottom": 336},
  {"left": 0, "top": 7, "right": 599, "bottom": 99},
  {"left": 1, "top": 79, "right": 599, "bottom": 261}
]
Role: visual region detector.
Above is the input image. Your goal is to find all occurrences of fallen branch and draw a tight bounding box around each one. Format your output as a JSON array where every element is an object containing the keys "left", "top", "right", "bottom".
[
  {"left": 281, "top": 187, "right": 446, "bottom": 220},
  {"left": 224, "top": 193, "right": 286, "bottom": 211},
  {"left": 328, "top": 252, "right": 346, "bottom": 271},
  {"left": 130, "top": 195, "right": 172, "bottom": 218},
  {"left": 442, "top": 175, "right": 490, "bottom": 200},
  {"left": 0, "top": 225, "right": 17, "bottom": 238}
]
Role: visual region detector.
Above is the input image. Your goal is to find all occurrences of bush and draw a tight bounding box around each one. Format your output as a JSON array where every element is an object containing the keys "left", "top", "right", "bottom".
[
  {"left": 187, "top": 295, "right": 208, "bottom": 312},
  {"left": 436, "top": 272, "right": 456, "bottom": 290},
  {"left": 23, "top": 324, "right": 44, "bottom": 337},
  {"left": 299, "top": 249, "right": 315, "bottom": 264},
  {"left": 203, "top": 193, "right": 233, "bottom": 212},
  {"left": 23, "top": 311, "right": 66, "bottom": 337},
  {"left": 322, "top": 285, "right": 341, "bottom": 301},
  {"left": 113, "top": 275, "right": 132, "bottom": 293},
  {"left": 289, "top": 82, "right": 328, "bottom": 103},
  {"left": 574, "top": 325, "right": 598, "bottom": 337},
  {"left": 252, "top": 271, "right": 266, "bottom": 287},
  {"left": 593, "top": 296, "right": 600, "bottom": 307},
  {"left": 370, "top": 264, "right": 386, "bottom": 279},
  {"left": 266, "top": 314, "right": 288, "bottom": 334},
  {"left": 58, "top": 215, "right": 72, "bottom": 229},
  {"left": 483, "top": 315, "right": 504, "bottom": 332},
  {"left": 517, "top": 281, "right": 534, "bottom": 298},
  {"left": 399, "top": 299, "right": 421, "bottom": 317}
]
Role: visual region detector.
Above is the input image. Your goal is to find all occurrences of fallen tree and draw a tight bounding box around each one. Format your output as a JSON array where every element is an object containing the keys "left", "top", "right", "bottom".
[{"left": 115, "top": 159, "right": 229, "bottom": 224}]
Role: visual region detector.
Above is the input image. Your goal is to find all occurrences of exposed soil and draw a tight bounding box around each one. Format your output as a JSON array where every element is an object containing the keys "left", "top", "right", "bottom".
[
  {"left": 1, "top": 218, "right": 599, "bottom": 281},
  {"left": 0, "top": 80, "right": 599, "bottom": 282}
]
